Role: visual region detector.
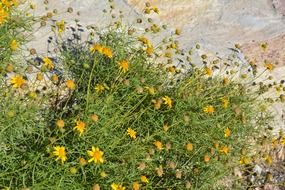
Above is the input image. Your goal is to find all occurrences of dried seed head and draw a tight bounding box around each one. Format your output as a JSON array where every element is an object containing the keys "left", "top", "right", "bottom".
[{"left": 67, "top": 7, "right": 73, "bottom": 13}]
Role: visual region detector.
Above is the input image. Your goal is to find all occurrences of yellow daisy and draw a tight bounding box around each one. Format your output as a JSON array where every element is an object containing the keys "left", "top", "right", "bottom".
[
  {"left": 111, "top": 183, "right": 125, "bottom": 190},
  {"left": 221, "top": 97, "right": 229, "bottom": 108},
  {"left": 239, "top": 156, "right": 251, "bottom": 165},
  {"left": 127, "top": 128, "right": 137, "bottom": 139},
  {"left": 154, "top": 140, "right": 163, "bottom": 150},
  {"left": 220, "top": 146, "right": 230, "bottom": 155},
  {"left": 132, "top": 182, "right": 140, "bottom": 190},
  {"left": 265, "top": 62, "right": 274, "bottom": 71},
  {"left": 203, "top": 105, "right": 215, "bottom": 114},
  {"left": 10, "top": 39, "right": 18, "bottom": 51},
  {"left": 224, "top": 127, "right": 231, "bottom": 138},
  {"left": 74, "top": 120, "right": 86, "bottom": 136},
  {"left": 0, "top": 8, "right": 9, "bottom": 25},
  {"left": 118, "top": 60, "right": 129, "bottom": 73},
  {"left": 162, "top": 96, "right": 173, "bottom": 108},
  {"left": 10, "top": 75, "right": 26, "bottom": 88},
  {"left": 204, "top": 67, "right": 213, "bottom": 76},
  {"left": 66, "top": 79, "right": 76, "bottom": 90},
  {"left": 140, "top": 175, "right": 149, "bottom": 183},
  {"left": 186, "top": 143, "right": 193, "bottom": 151},
  {"left": 87, "top": 146, "right": 104, "bottom": 164},
  {"left": 204, "top": 154, "right": 210, "bottom": 163},
  {"left": 43, "top": 57, "right": 54, "bottom": 70},
  {"left": 53, "top": 146, "right": 67, "bottom": 164},
  {"left": 90, "top": 44, "right": 103, "bottom": 53},
  {"left": 102, "top": 47, "right": 113, "bottom": 58},
  {"left": 95, "top": 84, "right": 105, "bottom": 93}
]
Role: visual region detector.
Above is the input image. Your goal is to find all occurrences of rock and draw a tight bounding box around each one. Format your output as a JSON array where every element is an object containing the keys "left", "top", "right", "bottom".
[
  {"left": 264, "top": 183, "right": 283, "bottom": 190},
  {"left": 241, "top": 34, "right": 285, "bottom": 67},
  {"left": 128, "top": 0, "right": 285, "bottom": 55},
  {"left": 273, "top": 0, "right": 285, "bottom": 16},
  {"left": 253, "top": 164, "right": 263, "bottom": 175}
]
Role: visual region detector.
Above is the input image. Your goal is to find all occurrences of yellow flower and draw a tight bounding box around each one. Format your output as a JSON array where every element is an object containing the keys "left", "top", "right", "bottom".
[
  {"left": 239, "top": 156, "right": 251, "bottom": 165},
  {"left": 186, "top": 143, "right": 193, "bottom": 151},
  {"left": 154, "top": 140, "right": 163, "bottom": 150},
  {"left": 43, "top": 57, "right": 54, "bottom": 70},
  {"left": 138, "top": 36, "right": 150, "bottom": 46},
  {"left": 132, "top": 182, "right": 140, "bottom": 190},
  {"left": 0, "top": 7, "right": 9, "bottom": 24},
  {"left": 152, "top": 7, "right": 159, "bottom": 14},
  {"left": 79, "top": 157, "right": 87, "bottom": 166},
  {"left": 2, "top": 0, "right": 17, "bottom": 8},
  {"left": 265, "top": 62, "right": 274, "bottom": 71},
  {"left": 87, "top": 146, "right": 104, "bottom": 164},
  {"left": 146, "top": 45, "right": 153, "bottom": 55},
  {"left": 203, "top": 105, "right": 215, "bottom": 114},
  {"left": 36, "top": 73, "right": 44, "bottom": 81},
  {"left": 204, "top": 154, "right": 210, "bottom": 163},
  {"left": 74, "top": 120, "right": 86, "bottom": 136},
  {"left": 127, "top": 128, "right": 137, "bottom": 139},
  {"left": 145, "top": 86, "right": 155, "bottom": 95},
  {"left": 221, "top": 97, "right": 229, "bottom": 108},
  {"left": 10, "top": 39, "right": 18, "bottom": 51},
  {"left": 56, "top": 20, "right": 65, "bottom": 33},
  {"left": 140, "top": 175, "right": 149, "bottom": 183},
  {"left": 1, "top": 0, "right": 11, "bottom": 8},
  {"left": 204, "top": 67, "right": 213, "bottom": 76},
  {"left": 66, "top": 80, "right": 76, "bottom": 90},
  {"left": 90, "top": 44, "right": 103, "bottom": 53},
  {"left": 10, "top": 75, "right": 26, "bottom": 88},
  {"left": 162, "top": 96, "right": 173, "bottom": 108},
  {"left": 118, "top": 60, "right": 129, "bottom": 73},
  {"left": 56, "top": 119, "right": 65, "bottom": 129},
  {"left": 224, "top": 127, "right": 231, "bottom": 138},
  {"left": 102, "top": 47, "right": 113, "bottom": 58},
  {"left": 95, "top": 84, "right": 105, "bottom": 93},
  {"left": 167, "top": 66, "right": 176, "bottom": 73},
  {"left": 53, "top": 146, "right": 67, "bottom": 164},
  {"left": 220, "top": 146, "right": 230, "bottom": 155},
  {"left": 111, "top": 183, "right": 125, "bottom": 190}
]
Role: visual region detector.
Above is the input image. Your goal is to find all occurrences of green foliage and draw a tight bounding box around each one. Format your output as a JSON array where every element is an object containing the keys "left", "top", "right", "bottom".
[{"left": 0, "top": 1, "right": 279, "bottom": 190}]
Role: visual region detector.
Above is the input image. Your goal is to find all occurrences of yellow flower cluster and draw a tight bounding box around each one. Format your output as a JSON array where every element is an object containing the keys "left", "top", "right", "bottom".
[
  {"left": 138, "top": 36, "right": 154, "bottom": 55},
  {"left": 0, "top": 0, "right": 18, "bottom": 25},
  {"left": 89, "top": 44, "right": 113, "bottom": 58}
]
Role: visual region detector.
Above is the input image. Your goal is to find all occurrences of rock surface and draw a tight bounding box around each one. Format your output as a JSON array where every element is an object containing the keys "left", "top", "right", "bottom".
[
  {"left": 29, "top": 0, "right": 285, "bottom": 55},
  {"left": 128, "top": 0, "right": 285, "bottom": 55}
]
